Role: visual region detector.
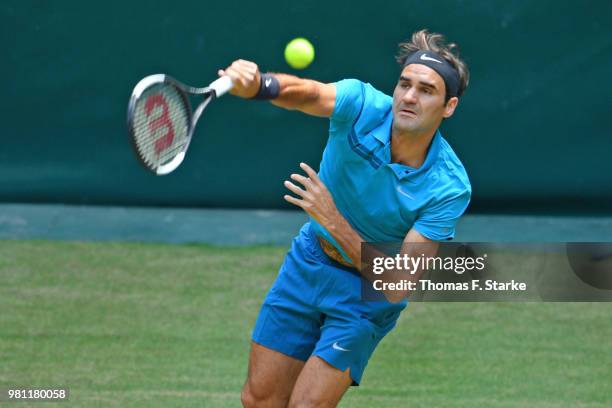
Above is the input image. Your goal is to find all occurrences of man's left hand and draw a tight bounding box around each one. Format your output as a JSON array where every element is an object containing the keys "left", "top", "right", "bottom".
[{"left": 283, "top": 163, "right": 341, "bottom": 229}]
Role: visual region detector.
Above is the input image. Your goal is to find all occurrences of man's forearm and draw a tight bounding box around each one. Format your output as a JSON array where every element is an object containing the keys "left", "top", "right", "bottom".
[
  {"left": 270, "top": 74, "right": 318, "bottom": 109},
  {"left": 269, "top": 74, "right": 335, "bottom": 117},
  {"left": 326, "top": 213, "right": 365, "bottom": 270}
]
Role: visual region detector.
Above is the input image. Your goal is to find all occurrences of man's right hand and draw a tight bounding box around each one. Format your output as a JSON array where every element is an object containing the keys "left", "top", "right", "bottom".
[{"left": 217, "top": 59, "right": 261, "bottom": 99}]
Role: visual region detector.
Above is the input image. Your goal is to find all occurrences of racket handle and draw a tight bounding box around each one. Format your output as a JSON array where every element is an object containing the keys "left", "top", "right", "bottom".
[{"left": 209, "top": 76, "right": 234, "bottom": 98}]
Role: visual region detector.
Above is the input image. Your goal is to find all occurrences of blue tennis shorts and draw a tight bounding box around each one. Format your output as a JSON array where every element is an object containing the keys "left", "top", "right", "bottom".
[{"left": 252, "top": 222, "right": 407, "bottom": 385}]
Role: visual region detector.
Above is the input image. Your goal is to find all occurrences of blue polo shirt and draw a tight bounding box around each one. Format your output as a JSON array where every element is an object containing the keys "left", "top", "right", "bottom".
[{"left": 310, "top": 79, "right": 471, "bottom": 263}]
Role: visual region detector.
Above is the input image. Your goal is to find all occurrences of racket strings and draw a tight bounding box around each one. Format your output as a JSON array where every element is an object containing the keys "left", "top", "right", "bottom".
[
  {"left": 131, "top": 84, "right": 191, "bottom": 167},
  {"left": 134, "top": 114, "right": 186, "bottom": 155}
]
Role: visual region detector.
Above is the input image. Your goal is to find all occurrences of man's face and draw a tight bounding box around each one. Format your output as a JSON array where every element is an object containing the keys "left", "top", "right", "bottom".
[{"left": 392, "top": 64, "right": 458, "bottom": 134}]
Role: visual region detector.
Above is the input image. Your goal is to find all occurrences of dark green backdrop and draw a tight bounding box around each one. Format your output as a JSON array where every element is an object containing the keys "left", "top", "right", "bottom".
[{"left": 1, "top": 1, "right": 610, "bottom": 212}]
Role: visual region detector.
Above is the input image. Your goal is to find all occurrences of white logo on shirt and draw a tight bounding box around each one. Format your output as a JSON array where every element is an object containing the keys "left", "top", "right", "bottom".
[{"left": 396, "top": 185, "right": 415, "bottom": 200}]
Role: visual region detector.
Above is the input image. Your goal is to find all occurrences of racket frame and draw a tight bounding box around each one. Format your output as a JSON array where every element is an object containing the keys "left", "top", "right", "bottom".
[{"left": 127, "top": 74, "right": 230, "bottom": 175}]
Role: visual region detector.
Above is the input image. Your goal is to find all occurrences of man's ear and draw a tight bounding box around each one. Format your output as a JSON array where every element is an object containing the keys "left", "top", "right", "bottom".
[{"left": 443, "top": 97, "right": 459, "bottom": 118}]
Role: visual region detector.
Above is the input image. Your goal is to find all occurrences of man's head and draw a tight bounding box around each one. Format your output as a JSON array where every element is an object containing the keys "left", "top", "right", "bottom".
[{"left": 392, "top": 29, "right": 469, "bottom": 135}]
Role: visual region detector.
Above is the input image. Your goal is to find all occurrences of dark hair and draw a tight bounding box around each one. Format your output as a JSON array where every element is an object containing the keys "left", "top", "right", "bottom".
[{"left": 396, "top": 29, "right": 469, "bottom": 100}]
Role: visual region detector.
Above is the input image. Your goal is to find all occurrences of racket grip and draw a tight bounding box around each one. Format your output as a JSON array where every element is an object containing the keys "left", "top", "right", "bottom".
[{"left": 209, "top": 76, "right": 234, "bottom": 97}]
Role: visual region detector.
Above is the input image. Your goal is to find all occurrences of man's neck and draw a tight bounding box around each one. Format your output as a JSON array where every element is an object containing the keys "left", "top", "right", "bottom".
[{"left": 390, "top": 126, "right": 437, "bottom": 169}]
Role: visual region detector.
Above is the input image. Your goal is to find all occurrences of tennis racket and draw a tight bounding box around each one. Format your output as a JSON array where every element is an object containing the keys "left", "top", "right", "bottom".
[{"left": 127, "top": 74, "right": 233, "bottom": 175}]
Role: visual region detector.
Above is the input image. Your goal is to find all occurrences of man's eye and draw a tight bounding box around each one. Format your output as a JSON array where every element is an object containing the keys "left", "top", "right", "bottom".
[{"left": 422, "top": 88, "right": 431, "bottom": 94}]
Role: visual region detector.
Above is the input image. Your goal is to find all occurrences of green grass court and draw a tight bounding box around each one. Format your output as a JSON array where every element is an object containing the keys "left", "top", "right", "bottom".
[{"left": 1, "top": 240, "right": 611, "bottom": 407}]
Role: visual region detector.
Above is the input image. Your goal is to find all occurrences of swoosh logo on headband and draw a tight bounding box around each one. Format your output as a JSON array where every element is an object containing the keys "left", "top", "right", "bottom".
[{"left": 420, "top": 54, "right": 442, "bottom": 63}]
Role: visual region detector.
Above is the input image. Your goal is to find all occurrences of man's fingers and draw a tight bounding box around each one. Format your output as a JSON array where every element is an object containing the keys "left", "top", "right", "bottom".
[
  {"left": 231, "top": 60, "right": 257, "bottom": 79},
  {"left": 283, "top": 194, "right": 304, "bottom": 209},
  {"left": 284, "top": 180, "right": 308, "bottom": 198},
  {"left": 227, "top": 66, "right": 246, "bottom": 82},
  {"left": 290, "top": 173, "right": 313, "bottom": 189},
  {"left": 225, "top": 63, "right": 254, "bottom": 82},
  {"left": 221, "top": 59, "right": 258, "bottom": 79},
  {"left": 299, "top": 162, "right": 321, "bottom": 182},
  {"left": 223, "top": 66, "right": 240, "bottom": 82},
  {"left": 218, "top": 59, "right": 260, "bottom": 98},
  {"left": 235, "top": 60, "right": 259, "bottom": 75},
  {"left": 224, "top": 67, "right": 251, "bottom": 89}
]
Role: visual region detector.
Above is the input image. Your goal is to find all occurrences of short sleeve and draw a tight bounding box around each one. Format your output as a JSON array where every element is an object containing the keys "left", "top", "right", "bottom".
[
  {"left": 331, "top": 79, "right": 392, "bottom": 136},
  {"left": 331, "top": 79, "right": 365, "bottom": 123},
  {"left": 413, "top": 190, "right": 471, "bottom": 241}
]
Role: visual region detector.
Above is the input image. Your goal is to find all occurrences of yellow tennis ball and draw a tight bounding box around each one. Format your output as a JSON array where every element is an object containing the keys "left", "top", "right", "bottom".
[{"left": 284, "top": 38, "right": 315, "bottom": 69}]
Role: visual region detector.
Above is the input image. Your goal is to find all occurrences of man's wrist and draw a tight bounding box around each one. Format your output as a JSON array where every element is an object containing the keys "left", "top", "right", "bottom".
[
  {"left": 325, "top": 211, "right": 345, "bottom": 234},
  {"left": 252, "top": 73, "right": 280, "bottom": 100}
]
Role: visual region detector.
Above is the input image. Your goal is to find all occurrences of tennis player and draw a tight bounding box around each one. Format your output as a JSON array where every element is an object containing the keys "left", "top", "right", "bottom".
[{"left": 219, "top": 29, "right": 471, "bottom": 407}]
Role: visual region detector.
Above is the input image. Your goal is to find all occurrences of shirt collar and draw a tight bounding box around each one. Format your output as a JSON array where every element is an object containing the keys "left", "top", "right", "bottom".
[
  {"left": 370, "top": 112, "right": 442, "bottom": 179},
  {"left": 408, "top": 129, "right": 441, "bottom": 175},
  {"left": 371, "top": 113, "right": 393, "bottom": 145}
]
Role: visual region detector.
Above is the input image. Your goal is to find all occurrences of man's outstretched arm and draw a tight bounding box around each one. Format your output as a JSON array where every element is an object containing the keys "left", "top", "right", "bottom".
[{"left": 218, "top": 59, "right": 336, "bottom": 117}]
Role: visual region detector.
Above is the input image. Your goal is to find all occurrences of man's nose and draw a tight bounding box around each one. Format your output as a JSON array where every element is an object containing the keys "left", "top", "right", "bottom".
[{"left": 402, "top": 87, "right": 418, "bottom": 104}]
